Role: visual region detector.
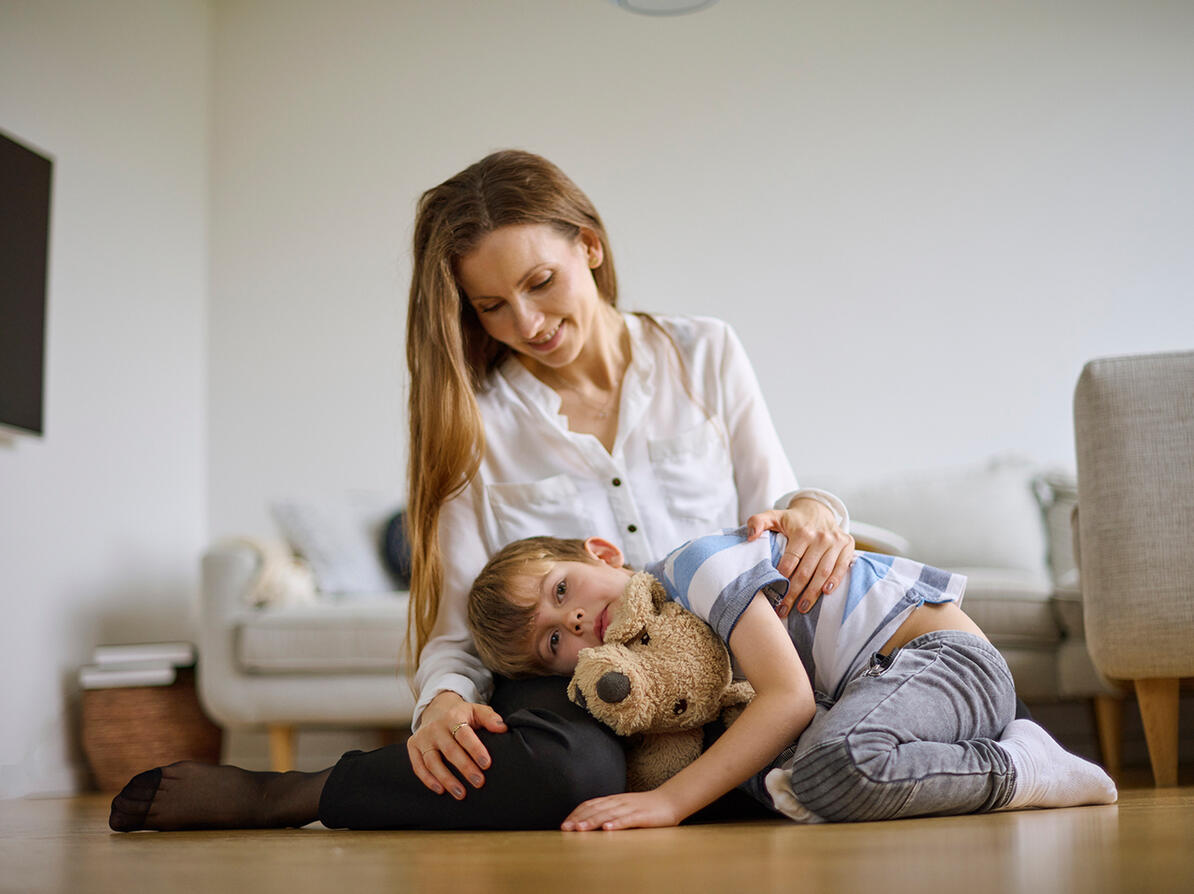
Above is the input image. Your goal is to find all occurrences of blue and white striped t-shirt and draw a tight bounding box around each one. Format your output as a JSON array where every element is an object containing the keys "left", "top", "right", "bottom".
[{"left": 644, "top": 528, "right": 967, "bottom": 699}]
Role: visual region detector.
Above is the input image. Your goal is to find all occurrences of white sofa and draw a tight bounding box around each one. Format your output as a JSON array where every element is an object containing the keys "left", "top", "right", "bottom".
[
  {"left": 198, "top": 456, "right": 1118, "bottom": 771},
  {"left": 823, "top": 455, "right": 1116, "bottom": 707},
  {"left": 197, "top": 496, "right": 415, "bottom": 771}
]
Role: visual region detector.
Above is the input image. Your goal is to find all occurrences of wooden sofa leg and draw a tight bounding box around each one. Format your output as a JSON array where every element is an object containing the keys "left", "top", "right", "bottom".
[
  {"left": 1134, "top": 678, "right": 1179, "bottom": 787},
  {"left": 1092, "top": 695, "right": 1123, "bottom": 775},
  {"left": 268, "top": 724, "right": 296, "bottom": 772}
]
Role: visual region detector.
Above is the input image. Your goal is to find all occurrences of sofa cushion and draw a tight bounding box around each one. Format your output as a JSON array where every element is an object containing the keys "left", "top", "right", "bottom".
[
  {"left": 235, "top": 594, "right": 410, "bottom": 674},
  {"left": 955, "top": 567, "right": 1061, "bottom": 648},
  {"left": 823, "top": 455, "right": 1050, "bottom": 577},
  {"left": 270, "top": 492, "right": 402, "bottom": 596},
  {"left": 997, "top": 646, "right": 1061, "bottom": 701},
  {"left": 382, "top": 509, "right": 412, "bottom": 588},
  {"left": 1052, "top": 570, "right": 1084, "bottom": 639}
]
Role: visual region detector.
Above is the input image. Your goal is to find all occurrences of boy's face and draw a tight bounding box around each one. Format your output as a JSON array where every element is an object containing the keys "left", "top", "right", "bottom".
[{"left": 520, "top": 537, "right": 633, "bottom": 676}]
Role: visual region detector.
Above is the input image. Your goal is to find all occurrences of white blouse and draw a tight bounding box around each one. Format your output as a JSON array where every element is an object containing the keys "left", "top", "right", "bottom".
[{"left": 413, "top": 313, "right": 847, "bottom": 724}]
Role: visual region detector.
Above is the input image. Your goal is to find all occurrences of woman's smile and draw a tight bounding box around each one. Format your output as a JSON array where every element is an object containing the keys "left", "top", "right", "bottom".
[{"left": 527, "top": 321, "right": 564, "bottom": 351}]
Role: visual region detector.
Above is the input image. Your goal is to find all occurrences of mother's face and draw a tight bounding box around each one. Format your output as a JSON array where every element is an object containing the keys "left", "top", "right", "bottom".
[{"left": 455, "top": 224, "right": 605, "bottom": 370}]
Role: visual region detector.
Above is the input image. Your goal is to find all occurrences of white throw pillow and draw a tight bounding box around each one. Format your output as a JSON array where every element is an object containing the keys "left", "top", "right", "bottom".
[
  {"left": 818, "top": 455, "right": 1050, "bottom": 576},
  {"left": 270, "top": 492, "right": 402, "bottom": 596}
]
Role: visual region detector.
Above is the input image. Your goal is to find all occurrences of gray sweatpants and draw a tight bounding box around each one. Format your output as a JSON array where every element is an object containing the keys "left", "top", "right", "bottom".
[{"left": 754, "top": 630, "right": 1019, "bottom": 822}]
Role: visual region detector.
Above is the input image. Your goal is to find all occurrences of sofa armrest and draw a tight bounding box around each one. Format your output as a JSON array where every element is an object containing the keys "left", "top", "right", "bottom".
[
  {"left": 1075, "top": 350, "right": 1194, "bottom": 680},
  {"left": 850, "top": 520, "right": 910, "bottom": 556},
  {"left": 201, "top": 541, "right": 262, "bottom": 624}
]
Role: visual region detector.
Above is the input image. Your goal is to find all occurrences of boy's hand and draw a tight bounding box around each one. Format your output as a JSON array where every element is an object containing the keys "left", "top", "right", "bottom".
[
  {"left": 746, "top": 499, "right": 854, "bottom": 618},
  {"left": 561, "top": 790, "right": 683, "bottom": 831}
]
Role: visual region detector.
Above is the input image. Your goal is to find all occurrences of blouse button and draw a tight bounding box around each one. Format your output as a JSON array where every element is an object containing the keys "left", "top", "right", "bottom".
[
  {"left": 612, "top": 478, "right": 622, "bottom": 487},
  {"left": 627, "top": 524, "right": 638, "bottom": 533}
]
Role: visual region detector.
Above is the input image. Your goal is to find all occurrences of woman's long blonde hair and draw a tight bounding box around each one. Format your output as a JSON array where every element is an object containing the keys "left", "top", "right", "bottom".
[{"left": 405, "top": 150, "right": 619, "bottom": 665}]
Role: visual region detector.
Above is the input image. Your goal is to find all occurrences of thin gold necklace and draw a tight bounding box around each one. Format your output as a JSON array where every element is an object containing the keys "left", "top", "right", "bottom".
[
  {"left": 541, "top": 371, "right": 623, "bottom": 419},
  {"left": 538, "top": 311, "right": 629, "bottom": 419}
]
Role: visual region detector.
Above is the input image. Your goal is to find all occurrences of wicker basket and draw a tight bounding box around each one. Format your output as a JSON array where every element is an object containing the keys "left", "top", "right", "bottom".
[{"left": 82, "top": 668, "right": 222, "bottom": 792}]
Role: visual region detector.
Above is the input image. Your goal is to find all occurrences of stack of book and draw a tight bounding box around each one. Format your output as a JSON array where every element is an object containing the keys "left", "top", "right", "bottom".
[{"left": 78, "top": 641, "right": 196, "bottom": 690}]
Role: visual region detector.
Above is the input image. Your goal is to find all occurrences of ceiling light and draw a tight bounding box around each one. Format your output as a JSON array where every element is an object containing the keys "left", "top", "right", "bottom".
[{"left": 611, "top": 1, "right": 719, "bottom": 16}]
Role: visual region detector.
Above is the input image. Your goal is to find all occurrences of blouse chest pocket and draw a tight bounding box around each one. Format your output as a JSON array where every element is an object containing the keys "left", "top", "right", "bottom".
[
  {"left": 487, "top": 474, "right": 593, "bottom": 545},
  {"left": 648, "top": 419, "right": 738, "bottom": 525}
]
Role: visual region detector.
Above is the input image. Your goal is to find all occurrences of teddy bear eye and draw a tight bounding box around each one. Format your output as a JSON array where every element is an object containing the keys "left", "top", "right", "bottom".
[
  {"left": 639, "top": 631, "right": 650, "bottom": 646},
  {"left": 672, "top": 698, "right": 687, "bottom": 715}
]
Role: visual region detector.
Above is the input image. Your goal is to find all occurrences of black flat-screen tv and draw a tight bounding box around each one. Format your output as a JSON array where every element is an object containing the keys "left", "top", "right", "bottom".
[{"left": 0, "top": 130, "right": 52, "bottom": 437}]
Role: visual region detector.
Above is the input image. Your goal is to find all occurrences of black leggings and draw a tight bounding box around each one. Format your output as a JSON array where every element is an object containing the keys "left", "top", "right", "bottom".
[
  {"left": 317, "top": 676, "right": 626, "bottom": 830},
  {"left": 315, "top": 673, "right": 1033, "bottom": 830}
]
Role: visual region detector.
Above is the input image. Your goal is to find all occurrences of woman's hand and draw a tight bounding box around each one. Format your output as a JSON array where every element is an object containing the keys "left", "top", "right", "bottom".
[
  {"left": 561, "top": 790, "right": 683, "bottom": 831},
  {"left": 746, "top": 498, "right": 854, "bottom": 618},
  {"left": 406, "top": 690, "right": 507, "bottom": 798}
]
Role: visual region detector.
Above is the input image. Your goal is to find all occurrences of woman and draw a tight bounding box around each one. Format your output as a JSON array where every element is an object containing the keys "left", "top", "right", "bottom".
[{"left": 108, "top": 150, "right": 853, "bottom": 832}]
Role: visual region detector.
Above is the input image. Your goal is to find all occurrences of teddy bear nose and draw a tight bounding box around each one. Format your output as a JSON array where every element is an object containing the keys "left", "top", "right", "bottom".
[{"left": 596, "top": 671, "right": 631, "bottom": 704}]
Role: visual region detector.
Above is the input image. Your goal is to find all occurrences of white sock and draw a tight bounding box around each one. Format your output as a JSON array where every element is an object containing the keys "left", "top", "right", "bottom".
[
  {"left": 764, "top": 768, "right": 826, "bottom": 824},
  {"left": 998, "top": 719, "right": 1117, "bottom": 810}
]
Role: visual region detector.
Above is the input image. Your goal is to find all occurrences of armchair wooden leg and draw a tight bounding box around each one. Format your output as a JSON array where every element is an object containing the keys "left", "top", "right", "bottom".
[
  {"left": 1134, "top": 678, "right": 1179, "bottom": 787},
  {"left": 268, "top": 724, "right": 296, "bottom": 772},
  {"left": 1092, "top": 695, "right": 1123, "bottom": 776}
]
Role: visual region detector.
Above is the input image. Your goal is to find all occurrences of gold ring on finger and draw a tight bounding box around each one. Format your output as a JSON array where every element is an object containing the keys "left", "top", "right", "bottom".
[{"left": 450, "top": 721, "right": 468, "bottom": 737}]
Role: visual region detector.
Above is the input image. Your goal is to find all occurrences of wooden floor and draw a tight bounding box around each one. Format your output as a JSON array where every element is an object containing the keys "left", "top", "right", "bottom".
[{"left": 3, "top": 772, "right": 1193, "bottom": 894}]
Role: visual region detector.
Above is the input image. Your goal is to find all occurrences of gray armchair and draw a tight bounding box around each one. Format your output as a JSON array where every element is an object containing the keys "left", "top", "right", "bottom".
[{"left": 1074, "top": 350, "right": 1194, "bottom": 786}]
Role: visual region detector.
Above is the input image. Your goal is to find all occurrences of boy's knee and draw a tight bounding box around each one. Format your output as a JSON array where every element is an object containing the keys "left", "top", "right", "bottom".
[{"left": 788, "top": 731, "right": 904, "bottom": 823}]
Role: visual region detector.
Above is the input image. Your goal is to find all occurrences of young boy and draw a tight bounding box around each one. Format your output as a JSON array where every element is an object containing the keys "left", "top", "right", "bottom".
[{"left": 467, "top": 529, "right": 1117, "bottom": 830}]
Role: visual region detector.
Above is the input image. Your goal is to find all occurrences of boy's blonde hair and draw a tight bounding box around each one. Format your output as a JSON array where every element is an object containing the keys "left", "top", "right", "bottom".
[{"left": 467, "top": 536, "right": 599, "bottom": 678}]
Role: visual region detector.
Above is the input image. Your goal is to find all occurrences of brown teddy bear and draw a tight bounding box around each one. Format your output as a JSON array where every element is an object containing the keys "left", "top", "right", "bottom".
[{"left": 567, "top": 571, "right": 754, "bottom": 791}]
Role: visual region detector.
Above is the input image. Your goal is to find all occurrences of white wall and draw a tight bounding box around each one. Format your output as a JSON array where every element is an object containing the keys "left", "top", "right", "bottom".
[
  {"left": 0, "top": 1, "right": 209, "bottom": 797},
  {"left": 209, "top": 0, "right": 1194, "bottom": 540}
]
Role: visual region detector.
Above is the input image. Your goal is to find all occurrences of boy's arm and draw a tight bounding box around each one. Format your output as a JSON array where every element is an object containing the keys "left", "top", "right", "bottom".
[{"left": 561, "top": 594, "right": 815, "bottom": 831}]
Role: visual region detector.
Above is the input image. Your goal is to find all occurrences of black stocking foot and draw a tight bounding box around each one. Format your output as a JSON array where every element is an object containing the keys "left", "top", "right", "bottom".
[{"left": 108, "top": 761, "right": 329, "bottom": 831}]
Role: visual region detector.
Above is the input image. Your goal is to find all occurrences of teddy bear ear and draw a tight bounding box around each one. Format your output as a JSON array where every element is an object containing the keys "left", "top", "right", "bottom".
[
  {"left": 604, "top": 572, "right": 655, "bottom": 642},
  {"left": 648, "top": 577, "right": 668, "bottom": 614},
  {"left": 567, "top": 677, "right": 588, "bottom": 712}
]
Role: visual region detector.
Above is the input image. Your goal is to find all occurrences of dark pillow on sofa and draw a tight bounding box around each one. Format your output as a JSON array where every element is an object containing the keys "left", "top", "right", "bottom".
[{"left": 382, "top": 510, "right": 412, "bottom": 589}]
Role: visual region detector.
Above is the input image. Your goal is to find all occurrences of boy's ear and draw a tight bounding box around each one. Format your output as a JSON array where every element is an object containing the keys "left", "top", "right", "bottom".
[{"left": 584, "top": 537, "right": 625, "bottom": 568}]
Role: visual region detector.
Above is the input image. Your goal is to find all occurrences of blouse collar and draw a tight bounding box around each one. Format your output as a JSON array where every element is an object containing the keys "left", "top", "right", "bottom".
[{"left": 495, "top": 311, "right": 657, "bottom": 448}]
